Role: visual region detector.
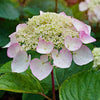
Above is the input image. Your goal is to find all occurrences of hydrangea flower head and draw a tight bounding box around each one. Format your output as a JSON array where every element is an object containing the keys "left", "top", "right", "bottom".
[
  {"left": 92, "top": 47, "right": 100, "bottom": 68},
  {"left": 7, "top": 11, "right": 96, "bottom": 80},
  {"left": 79, "top": 0, "right": 100, "bottom": 23}
]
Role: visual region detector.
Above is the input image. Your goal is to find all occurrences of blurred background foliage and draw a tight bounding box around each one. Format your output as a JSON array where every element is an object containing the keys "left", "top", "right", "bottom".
[{"left": 0, "top": 0, "right": 100, "bottom": 100}]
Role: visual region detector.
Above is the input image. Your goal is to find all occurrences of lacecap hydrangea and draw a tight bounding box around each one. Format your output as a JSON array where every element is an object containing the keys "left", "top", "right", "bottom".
[
  {"left": 79, "top": 0, "right": 100, "bottom": 23},
  {"left": 7, "top": 11, "right": 96, "bottom": 80}
]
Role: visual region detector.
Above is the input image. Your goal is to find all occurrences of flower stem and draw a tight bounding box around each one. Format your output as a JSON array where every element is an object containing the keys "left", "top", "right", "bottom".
[
  {"left": 55, "top": 0, "right": 58, "bottom": 13},
  {"left": 51, "top": 70, "right": 56, "bottom": 100},
  {"left": 38, "top": 93, "right": 52, "bottom": 100},
  {"left": 96, "top": 22, "right": 99, "bottom": 32}
]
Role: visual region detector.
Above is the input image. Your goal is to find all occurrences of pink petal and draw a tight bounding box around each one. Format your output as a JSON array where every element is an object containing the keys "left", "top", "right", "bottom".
[
  {"left": 72, "top": 18, "right": 91, "bottom": 35},
  {"left": 9, "top": 24, "right": 27, "bottom": 45},
  {"left": 11, "top": 51, "right": 31, "bottom": 73},
  {"left": 64, "top": 35, "right": 82, "bottom": 51},
  {"left": 73, "top": 45, "right": 93, "bottom": 65},
  {"left": 59, "top": 12, "right": 67, "bottom": 16},
  {"left": 3, "top": 32, "right": 18, "bottom": 48},
  {"left": 79, "top": 2, "right": 88, "bottom": 11},
  {"left": 16, "top": 24, "right": 27, "bottom": 32},
  {"left": 94, "top": 6, "right": 100, "bottom": 20},
  {"left": 59, "top": 12, "right": 71, "bottom": 18},
  {"left": 52, "top": 49, "right": 72, "bottom": 68},
  {"left": 30, "top": 55, "right": 53, "bottom": 80},
  {"left": 9, "top": 32, "right": 18, "bottom": 44},
  {"left": 36, "top": 38, "right": 54, "bottom": 54},
  {"left": 79, "top": 31, "right": 96, "bottom": 44},
  {"left": 86, "top": 25, "right": 91, "bottom": 34},
  {"left": 7, "top": 43, "right": 22, "bottom": 58},
  {"left": 51, "top": 49, "right": 58, "bottom": 60}
]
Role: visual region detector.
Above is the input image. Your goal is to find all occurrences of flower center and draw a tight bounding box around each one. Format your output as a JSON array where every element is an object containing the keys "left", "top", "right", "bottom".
[{"left": 16, "top": 12, "right": 79, "bottom": 51}]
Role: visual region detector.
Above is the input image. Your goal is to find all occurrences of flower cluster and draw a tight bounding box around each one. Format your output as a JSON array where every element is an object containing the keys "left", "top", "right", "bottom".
[
  {"left": 79, "top": 0, "right": 100, "bottom": 23},
  {"left": 92, "top": 47, "right": 100, "bottom": 68},
  {"left": 7, "top": 11, "right": 96, "bottom": 80}
]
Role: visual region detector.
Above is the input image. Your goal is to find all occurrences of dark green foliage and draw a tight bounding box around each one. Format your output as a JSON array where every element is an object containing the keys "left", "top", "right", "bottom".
[
  {"left": 70, "top": 4, "right": 86, "bottom": 20},
  {"left": 0, "top": 72, "right": 43, "bottom": 93},
  {"left": 24, "top": 0, "right": 73, "bottom": 17},
  {"left": 59, "top": 69, "right": 100, "bottom": 100},
  {"left": 0, "top": 0, "right": 20, "bottom": 20},
  {"left": 0, "top": 20, "right": 18, "bottom": 47},
  {"left": 0, "top": 49, "right": 11, "bottom": 66},
  {"left": 22, "top": 93, "right": 45, "bottom": 100}
]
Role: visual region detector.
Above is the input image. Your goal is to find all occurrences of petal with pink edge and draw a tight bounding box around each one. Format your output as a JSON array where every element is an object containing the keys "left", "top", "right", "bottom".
[
  {"left": 73, "top": 45, "right": 93, "bottom": 65},
  {"left": 59, "top": 12, "right": 71, "bottom": 18},
  {"left": 64, "top": 35, "right": 82, "bottom": 51},
  {"left": 30, "top": 55, "right": 53, "bottom": 80},
  {"left": 86, "top": 25, "right": 91, "bottom": 34},
  {"left": 59, "top": 12, "right": 67, "bottom": 16},
  {"left": 11, "top": 51, "right": 31, "bottom": 73},
  {"left": 7, "top": 43, "right": 22, "bottom": 58},
  {"left": 72, "top": 18, "right": 91, "bottom": 35},
  {"left": 52, "top": 49, "right": 72, "bottom": 68},
  {"left": 94, "top": 6, "right": 100, "bottom": 20},
  {"left": 36, "top": 38, "right": 54, "bottom": 54},
  {"left": 79, "top": 31, "right": 96, "bottom": 44},
  {"left": 9, "top": 32, "right": 18, "bottom": 44},
  {"left": 16, "top": 24, "right": 27, "bottom": 32},
  {"left": 79, "top": 2, "right": 88, "bottom": 12}
]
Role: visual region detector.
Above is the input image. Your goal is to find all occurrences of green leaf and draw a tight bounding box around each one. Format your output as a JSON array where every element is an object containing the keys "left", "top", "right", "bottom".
[
  {"left": 55, "top": 61, "right": 93, "bottom": 86},
  {"left": 59, "top": 70, "right": 100, "bottom": 100},
  {"left": 85, "top": 43, "right": 94, "bottom": 50},
  {"left": 22, "top": 93, "right": 45, "bottom": 100},
  {"left": 0, "top": 0, "right": 20, "bottom": 20},
  {"left": 0, "top": 59, "right": 58, "bottom": 93},
  {"left": 27, "top": 50, "right": 41, "bottom": 59},
  {"left": 26, "top": 0, "right": 72, "bottom": 16},
  {"left": 0, "top": 20, "right": 18, "bottom": 47},
  {"left": 0, "top": 72, "right": 43, "bottom": 94},
  {"left": 23, "top": 7, "right": 40, "bottom": 17},
  {"left": 71, "top": 4, "right": 86, "bottom": 20},
  {"left": 0, "top": 49, "right": 11, "bottom": 66},
  {"left": 0, "top": 61, "right": 11, "bottom": 74},
  {"left": 93, "top": 40, "right": 100, "bottom": 47}
]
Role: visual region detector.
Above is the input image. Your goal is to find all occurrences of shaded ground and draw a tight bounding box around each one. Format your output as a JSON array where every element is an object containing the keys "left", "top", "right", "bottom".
[{"left": 1, "top": 92, "right": 22, "bottom": 100}]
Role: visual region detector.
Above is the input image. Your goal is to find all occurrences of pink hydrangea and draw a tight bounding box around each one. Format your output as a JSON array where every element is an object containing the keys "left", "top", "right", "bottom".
[{"left": 7, "top": 11, "right": 96, "bottom": 80}]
